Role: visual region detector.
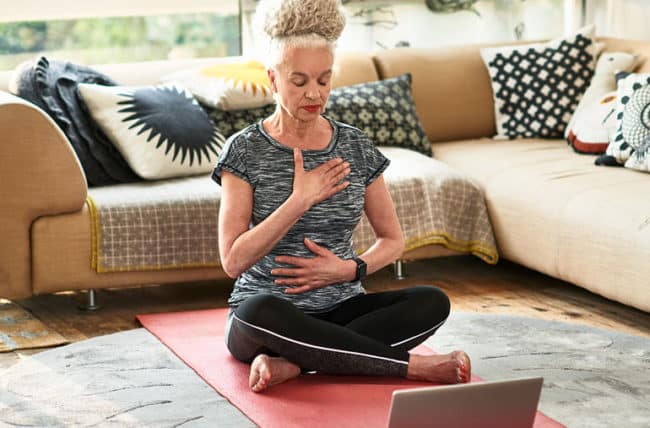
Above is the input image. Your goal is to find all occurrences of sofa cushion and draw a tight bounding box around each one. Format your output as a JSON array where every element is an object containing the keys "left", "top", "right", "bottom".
[
  {"left": 79, "top": 83, "right": 226, "bottom": 180},
  {"left": 325, "top": 73, "right": 431, "bottom": 155},
  {"left": 160, "top": 60, "right": 274, "bottom": 110},
  {"left": 431, "top": 137, "right": 650, "bottom": 312},
  {"left": 480, "top": 26, "right": 599, "bottom": 139}
]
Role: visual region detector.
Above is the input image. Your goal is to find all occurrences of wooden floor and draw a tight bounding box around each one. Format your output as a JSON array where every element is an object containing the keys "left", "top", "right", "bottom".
[{"left": 2, "top": 255, "right": 649, "bottom": 369}]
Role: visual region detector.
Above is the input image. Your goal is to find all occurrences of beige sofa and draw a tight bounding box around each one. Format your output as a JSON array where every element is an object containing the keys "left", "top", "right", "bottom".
[{"left": 1, "top": 38, "right": 649, "bottom": 313}]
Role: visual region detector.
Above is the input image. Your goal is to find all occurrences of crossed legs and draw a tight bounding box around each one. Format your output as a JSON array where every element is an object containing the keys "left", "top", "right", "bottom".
[{"left": 225, "top": 286, "right": 471, "bottom": 392}]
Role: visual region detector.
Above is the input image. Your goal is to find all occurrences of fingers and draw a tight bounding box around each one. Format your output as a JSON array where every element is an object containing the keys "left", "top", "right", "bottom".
[
  {"left": 320, "top": 181, "right": 350, "bottom": 201},
  {"left": 284, "top": 285, "right": 313, "bottom": 294},
  {"left": 317, "top": 157, "right": 345, "bottom": 172},
  {"left": 275, "top": 277, "right": 308, "bottom": 286},
  {"left": 304, "top": 238, "right": 329, "bottom": 256},
  {"left": 275, "top": 255, "right": 309, "bottom": 266},
  {"left": 271, "top": 267, "right": 306, "bottom": 277},
  {"left": 323, "top": 160, "right": 350, "bottom": 182},
  {"left": 293, "top": 148, "right": 304, "bottom": 174}
]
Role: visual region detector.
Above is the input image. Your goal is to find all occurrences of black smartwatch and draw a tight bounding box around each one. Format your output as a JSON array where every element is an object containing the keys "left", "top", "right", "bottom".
[{"left": 352, "top": 257, "right": 367, "bottom": 281}]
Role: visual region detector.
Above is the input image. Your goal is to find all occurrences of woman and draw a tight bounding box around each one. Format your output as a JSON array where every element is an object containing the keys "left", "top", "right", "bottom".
[{"left": 212, "top": 0, "right": 470, "bottom": 393}]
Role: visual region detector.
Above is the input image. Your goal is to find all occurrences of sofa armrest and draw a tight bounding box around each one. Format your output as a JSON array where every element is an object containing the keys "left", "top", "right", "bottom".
[{"left": 0, "top": 90, "right": 87, "bottom": 299}]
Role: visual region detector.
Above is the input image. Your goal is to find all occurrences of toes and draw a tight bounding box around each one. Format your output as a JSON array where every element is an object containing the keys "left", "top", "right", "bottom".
[
  {"left": 453, "top": 351, "right": 471, "bottom": 383},
  {"left": 252, "top": 377, "right": 269, "bottom": 393}
]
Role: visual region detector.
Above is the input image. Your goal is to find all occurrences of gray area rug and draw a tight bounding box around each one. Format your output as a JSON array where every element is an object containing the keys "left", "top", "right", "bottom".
[{"left": 0, "top": 312, "right": 648, "bottom": 427}]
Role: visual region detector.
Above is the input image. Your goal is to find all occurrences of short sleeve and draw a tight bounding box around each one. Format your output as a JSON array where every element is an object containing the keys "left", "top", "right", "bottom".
[
  {"left": 363, "top": 142, "right": 390, "bottom": 186},
  {"left": 211, "top": 136, "right": 251, "bottom": 186}
]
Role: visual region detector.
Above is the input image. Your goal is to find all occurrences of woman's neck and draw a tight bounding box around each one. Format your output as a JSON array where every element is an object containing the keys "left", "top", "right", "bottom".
[{"left": 264, "top": 108, "right": 331, "bottom": 150}]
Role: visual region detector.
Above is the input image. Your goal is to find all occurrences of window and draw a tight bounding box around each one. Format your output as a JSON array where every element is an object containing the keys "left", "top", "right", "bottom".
[
  {"left": 0, "top": 1, "right": 240, "bottom": 71},
  {"left": 335, "top": 0, "right": 566, "bottom": 52}
]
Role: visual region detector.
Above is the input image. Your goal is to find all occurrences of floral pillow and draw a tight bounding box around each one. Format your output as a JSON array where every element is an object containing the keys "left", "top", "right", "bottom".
[{"left": 79, "top": 83, "right": 226, "bottom": 180}]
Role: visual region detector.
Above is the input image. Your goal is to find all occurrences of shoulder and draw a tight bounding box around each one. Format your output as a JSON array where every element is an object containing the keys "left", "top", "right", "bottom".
[
  {"left": 327, "top": 116, "right": 373, "bottom": 147},
  {"left": 221, "top": 122, "right": 263, "bottom": 158}
]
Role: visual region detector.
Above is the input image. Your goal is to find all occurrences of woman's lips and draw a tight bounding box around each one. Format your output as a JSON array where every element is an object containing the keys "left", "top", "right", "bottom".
[{"left": 303, "top": 105, "right": 321, "bottom": 113}]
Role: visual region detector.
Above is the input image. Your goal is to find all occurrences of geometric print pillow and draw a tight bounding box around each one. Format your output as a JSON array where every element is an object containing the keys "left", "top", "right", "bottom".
[
  {"left": 325, "top": 73, "right": 432, "bottom": 156},
  {"left": 480, "top": 26, "right": 599, "bottom": 139},
  {"left": 596, "top": 73, "right": 650, "bottom": 172},
  {"left": 209, "top": 103, "right": 276, "bottom": 139},
  {"left": 79, "top": 83, "right": 226, "bottom": 180}
]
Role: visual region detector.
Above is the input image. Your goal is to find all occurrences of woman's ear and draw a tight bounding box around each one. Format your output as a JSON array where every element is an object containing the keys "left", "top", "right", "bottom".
[{"left": 267, "top": 69, "right": 277, "bottom": 92}]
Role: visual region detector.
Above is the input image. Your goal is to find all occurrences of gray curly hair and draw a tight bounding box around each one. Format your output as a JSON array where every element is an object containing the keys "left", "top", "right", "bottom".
[{"left": 253, "top": 0, "right": 346, "bottom": 70}]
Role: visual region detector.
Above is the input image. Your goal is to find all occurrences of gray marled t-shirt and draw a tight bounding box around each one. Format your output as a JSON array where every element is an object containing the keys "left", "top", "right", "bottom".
[{"left": 212, "top": 116, "right": 390, "bottom": 312}]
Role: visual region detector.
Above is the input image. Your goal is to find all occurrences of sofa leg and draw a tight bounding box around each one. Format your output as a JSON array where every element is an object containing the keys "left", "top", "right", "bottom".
[
  {"left": 79, "top": 289, "right": 101, "bottom": 311},
  {"left": 394, "top": 260, "right": 406, "bottom": 280}
]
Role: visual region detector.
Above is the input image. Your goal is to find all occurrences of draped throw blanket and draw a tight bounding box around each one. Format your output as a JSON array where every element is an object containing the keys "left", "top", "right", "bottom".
[{"left": 88, "top": 147, "right": 498, "bottom": 273}]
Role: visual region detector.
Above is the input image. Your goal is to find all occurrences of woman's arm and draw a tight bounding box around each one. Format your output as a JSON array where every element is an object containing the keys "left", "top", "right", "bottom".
[
  {"left": 218, "top": 148, "right": 350, "bottom": 278},
  {"left": 354, "top": 174, "right": 405, "bottom": 276}
]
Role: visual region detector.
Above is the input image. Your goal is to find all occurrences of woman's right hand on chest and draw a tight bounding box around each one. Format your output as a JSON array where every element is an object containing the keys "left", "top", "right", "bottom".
[{"left": 291, "top": 148, "right": 351, "bottom": 210}]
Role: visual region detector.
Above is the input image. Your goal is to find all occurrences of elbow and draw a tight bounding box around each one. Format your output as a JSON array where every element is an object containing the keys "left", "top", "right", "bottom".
[
  {"left": 393, "top": 234, "right": 405, "bottom": 262},
  {"left": 220, "top": 256, "right": 243, "bottom": 279}
]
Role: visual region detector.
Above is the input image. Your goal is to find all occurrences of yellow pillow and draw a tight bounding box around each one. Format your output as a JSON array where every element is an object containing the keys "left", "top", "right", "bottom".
[{"left": 161, "top": 60, "right": 274, "bottom": 111}]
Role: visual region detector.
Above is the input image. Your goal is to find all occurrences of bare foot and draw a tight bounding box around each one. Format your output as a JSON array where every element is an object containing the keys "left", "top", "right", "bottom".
[
  {"left": 407, "top": 350, "right": 472, "bottom": 384},
  {"left": 249, "top": 354, "right": 302, "bottom": 393}
]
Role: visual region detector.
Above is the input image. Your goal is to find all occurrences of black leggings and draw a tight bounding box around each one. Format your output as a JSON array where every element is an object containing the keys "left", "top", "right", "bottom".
[{"left": 225, "top": 285, "right": 450, "bottom": 378}]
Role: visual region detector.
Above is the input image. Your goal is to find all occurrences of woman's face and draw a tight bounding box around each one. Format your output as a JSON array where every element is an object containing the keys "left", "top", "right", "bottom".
[{"left": 268, "top": 44, "right": 334, "bottom": 123}]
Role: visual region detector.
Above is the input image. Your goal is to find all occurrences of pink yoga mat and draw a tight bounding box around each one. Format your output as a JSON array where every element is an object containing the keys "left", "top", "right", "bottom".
[{"left": 137, "top": 308, "right": 564, "bottom": 428}]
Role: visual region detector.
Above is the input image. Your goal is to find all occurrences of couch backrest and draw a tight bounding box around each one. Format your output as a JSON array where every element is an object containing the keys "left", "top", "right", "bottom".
[
  {"left": 0, "top": 51, "right": 377, "bottom": 93},
  {"left": 373, "top": 37, "right": 650, "bottom": 143},
  {"left": 373, "top": 45, "right": 497, "bottom": 143},
  {"left": 2, "top": 37, "right": 650, "bottom": 144},
  {"left": 599, "top": 37, "right": 650, "bottom": 73}
]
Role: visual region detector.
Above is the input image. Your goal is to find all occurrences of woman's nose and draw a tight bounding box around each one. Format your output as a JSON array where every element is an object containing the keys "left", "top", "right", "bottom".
[{"left": 305, "top": 85, "right": 320, "bottom": 100}]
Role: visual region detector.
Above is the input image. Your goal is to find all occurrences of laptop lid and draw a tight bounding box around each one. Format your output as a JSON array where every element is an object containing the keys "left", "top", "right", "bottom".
[{"left": 387, "top": 377, "right": 544, "bottom": 428}]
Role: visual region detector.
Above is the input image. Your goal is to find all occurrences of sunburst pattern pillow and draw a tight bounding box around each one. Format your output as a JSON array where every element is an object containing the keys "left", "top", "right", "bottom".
[
  {"left": 161, "top": 60, "right": 274, "bottom": 111},
  {"left": 78, "top": 83, "right": 226, "bottom": 180}
]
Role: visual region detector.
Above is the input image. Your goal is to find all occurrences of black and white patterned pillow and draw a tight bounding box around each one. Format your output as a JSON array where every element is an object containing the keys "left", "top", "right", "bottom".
[
  {"left": 326, "top": 73, "right": 431, "bottom": 155},
  {"left": 209, "top": 74, "right": 431, "bottom": 156},
  {"left": 209, "top": 103, "right": 276, "bottom": 139},
  {"left": 481, "top": 26, "right": 599, "bottom": 139},
  {"left": 598, "top": 73, "right": 650, "bottom": 172},
  {"left": 79, "top": 83, "right": 226, "bottom": 180}
]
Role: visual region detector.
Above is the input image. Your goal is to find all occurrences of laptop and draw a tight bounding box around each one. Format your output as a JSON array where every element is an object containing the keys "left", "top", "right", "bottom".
[{"left": 387, "top": 377, "right": 543, "bottom": 428}]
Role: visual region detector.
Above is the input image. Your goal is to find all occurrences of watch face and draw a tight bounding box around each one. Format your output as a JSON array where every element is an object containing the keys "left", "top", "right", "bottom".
[
  {"left": 356, "top": 258, "right": 367, "bottom": 279},
  {"left": 360, "top": 263, "right": 367, "bottom": 277}
]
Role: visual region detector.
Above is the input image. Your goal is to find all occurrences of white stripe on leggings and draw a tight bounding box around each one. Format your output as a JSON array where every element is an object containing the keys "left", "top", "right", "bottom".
[
  {"left": 232, "top": 313, "right": 409, "bottom": 366},
  {"left": 390, "top": 316, "right": 448, "bottom": 347}
]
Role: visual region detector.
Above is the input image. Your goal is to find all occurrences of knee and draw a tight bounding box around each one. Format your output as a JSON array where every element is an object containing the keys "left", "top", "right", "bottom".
[{"left": 410, "top": 285, "right": 451, "bottom": 324}]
